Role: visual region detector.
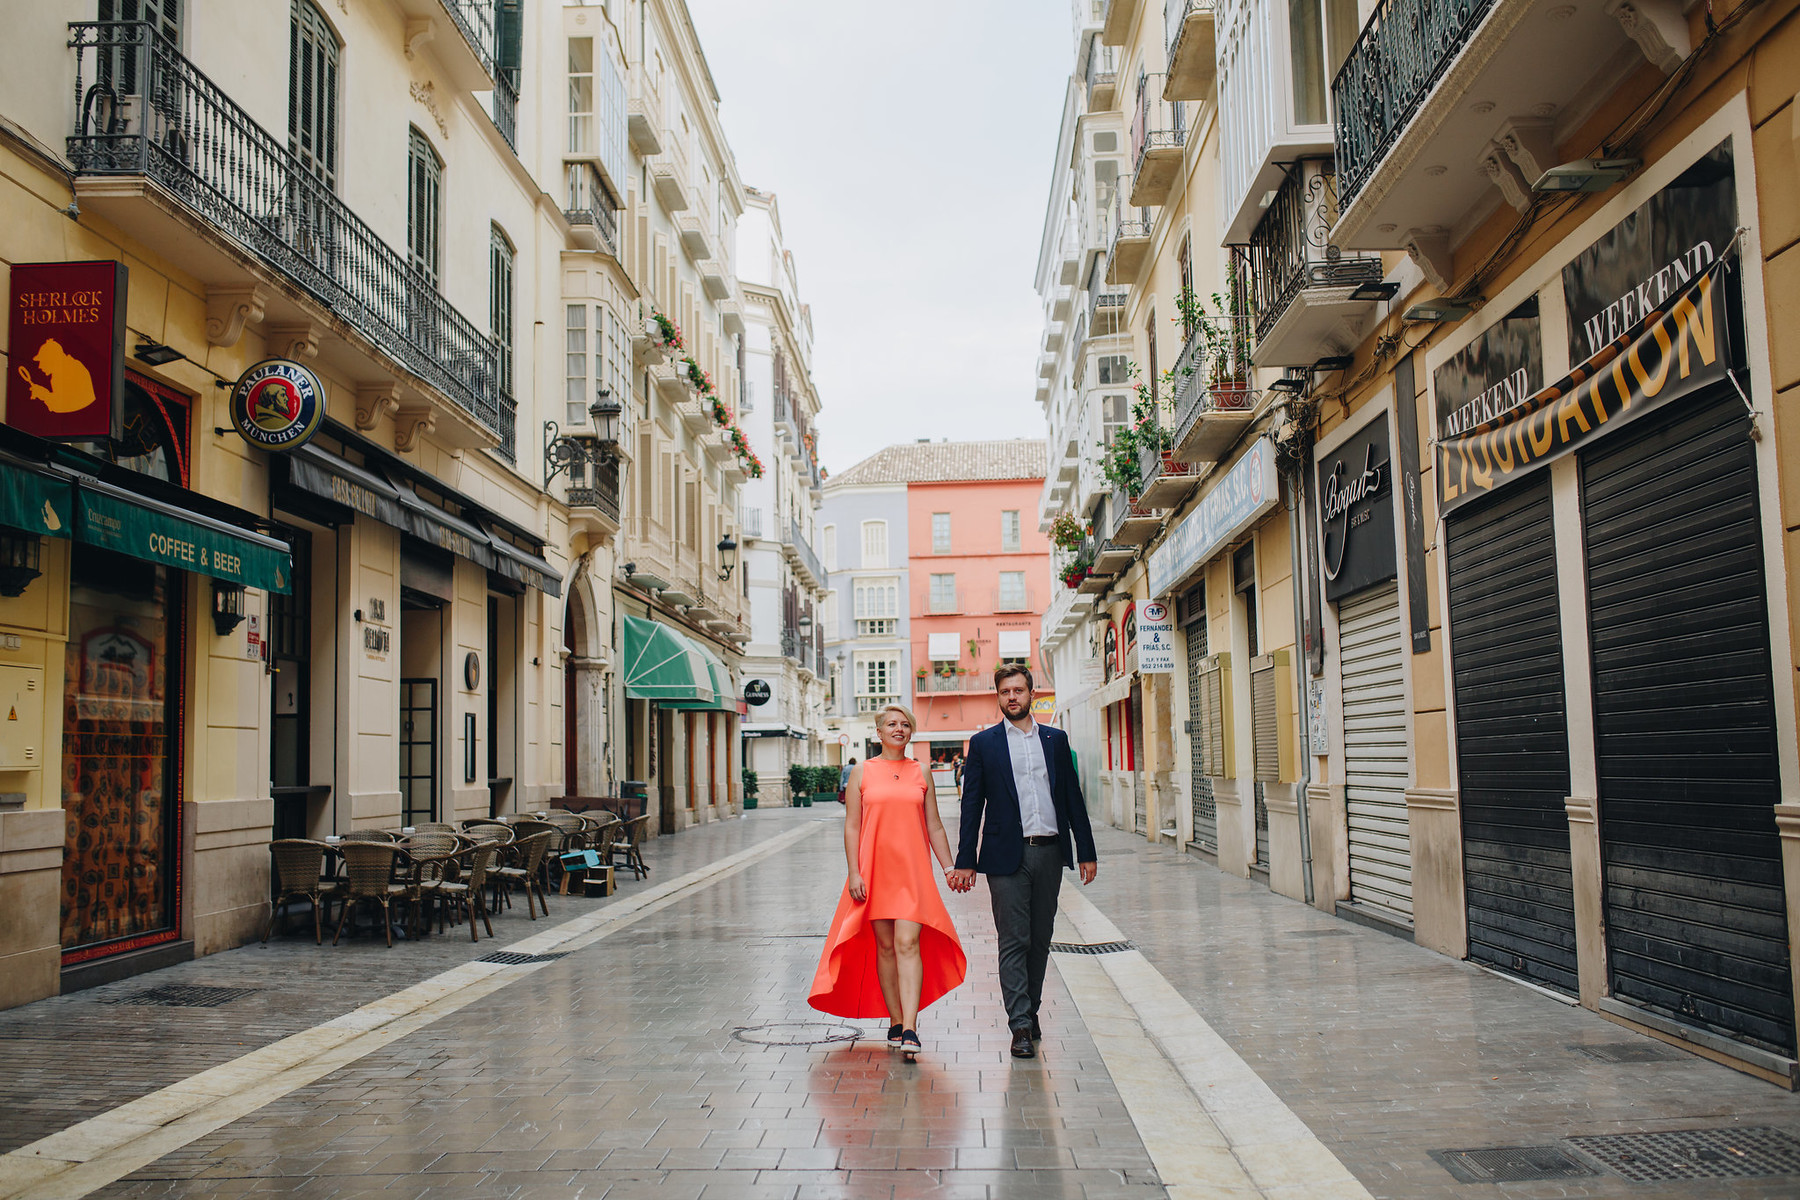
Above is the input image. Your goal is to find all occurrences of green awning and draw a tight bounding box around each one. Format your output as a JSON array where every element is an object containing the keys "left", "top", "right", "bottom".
[
  {"left": 0, "top": 456, "right": 73, "bottom": 539},
  {"left": 622, "top": 615, "right": 713, "bottom": 703},
  {"left": 74, "top": 477, "right": 291, "bottom": 593},
  {"left": 662, "top": 639, "right": 733, "bottom": 711}
]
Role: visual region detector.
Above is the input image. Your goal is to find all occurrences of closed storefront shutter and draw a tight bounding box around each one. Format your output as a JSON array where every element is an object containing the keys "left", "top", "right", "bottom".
[
  {"left": 1130, "top": 683, "right": 1146, "bottom": 834},
  {"left": 1185, "top": 616, "right": 1216, "bottom": 851},
  {"left": 1339, "top": 584, "right": 1410, "bottom": 921},
  {"left": 1446, "top": 475, "right": 1576, "bottom": 994},
  {"left": 1581, "top": 389, "right": 1792, "bottom": 1054}
]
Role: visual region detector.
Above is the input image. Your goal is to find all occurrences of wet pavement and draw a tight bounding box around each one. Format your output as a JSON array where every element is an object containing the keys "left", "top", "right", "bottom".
[{"left": 0, "top": 804, "right": 1796, "bottom": 1199}]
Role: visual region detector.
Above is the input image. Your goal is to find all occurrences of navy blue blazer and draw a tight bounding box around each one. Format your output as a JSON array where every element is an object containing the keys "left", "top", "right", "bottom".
[{"left": 954, "top": 721, "right": 1097, "bottom": 875}]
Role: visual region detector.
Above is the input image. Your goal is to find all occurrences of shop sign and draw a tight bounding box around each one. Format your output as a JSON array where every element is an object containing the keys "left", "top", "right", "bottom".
[
  {"left": 1316, "top": 413, "right": 1397, "bottom": 602},
  {"left": 229, "top": 359, "right": 325, "bottom": 452},
  {"left": 1031, "top": 695, "right": 1056, "bottom": 717},
  {"left": 1148, "top": 439, "right": 1278, "bottom": 597},
  {"left": 744, "top": 679, "right": 772, "bottom": 706},
  {"left": 1102, "top": 620, "right": 1118, "bottom": 682},
  {"left": 1136, "top": 601, "right": 1174, "bottom": 674},
  {"left": 74, "top": 483, "right": 291, "bottom": 592},
  {"left": 6, "top": 261, "right": 127, "bottom": 441}
]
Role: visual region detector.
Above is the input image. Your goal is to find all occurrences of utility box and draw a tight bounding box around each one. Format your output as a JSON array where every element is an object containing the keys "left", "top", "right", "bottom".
[{"left": 0, "top": 666, "right": 45, "bottom": 770}]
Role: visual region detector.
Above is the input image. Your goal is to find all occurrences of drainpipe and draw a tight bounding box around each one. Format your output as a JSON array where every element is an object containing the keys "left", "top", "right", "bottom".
[{"left": 1286, "top": 470, "right": 1316, "bottom": 905}]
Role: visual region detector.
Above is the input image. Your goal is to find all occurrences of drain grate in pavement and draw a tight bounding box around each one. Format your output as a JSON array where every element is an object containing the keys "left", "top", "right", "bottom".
[
  {"left": 1570, "top": 1041, "right": 1685, "bottom": 1064},
  {"left": 1565, "top": 1127, "right": 1800, "bottom": 1182},
  {"left": 1286, "top": 928, "right": 1355, "bottom": 938},
  {"left": 105, "top": 985, "right": 262, "bottom": 1009},
  {"left": 477, "top": 951, "right": 570, "bottom": 966},
  {"left": 1429, "top": 1146, "right": 1598, "bottom": 1183},
  {"left": 1049, "top": 941, "right": 1135, "bottom": 955},
  {"left": 733, "top": 1023, "right": 861, "bottom": 1046}
]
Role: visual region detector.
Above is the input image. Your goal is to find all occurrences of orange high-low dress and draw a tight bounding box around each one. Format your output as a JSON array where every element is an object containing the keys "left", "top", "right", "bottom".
[{"left": 808, "top": 758, "right": 967, "bottom": 1018}]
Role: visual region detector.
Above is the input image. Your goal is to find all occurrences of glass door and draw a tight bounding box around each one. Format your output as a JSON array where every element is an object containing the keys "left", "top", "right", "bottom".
[{"left": 400, "top": 679, "right": 438, "bottom": 826}]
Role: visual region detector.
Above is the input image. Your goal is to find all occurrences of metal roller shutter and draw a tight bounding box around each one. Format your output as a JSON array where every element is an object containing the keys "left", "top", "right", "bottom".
[
  {"left": 1185, "top": 617, "right": 1217, "bottom": 851},
  {"left": 1581, "top": 388, "right": 1791, "bottom": 1055},
  {"left": 1130, "top": 685, "right": 1147, "bottom": 834},
  {"left": 1446, "top": 475, "right": 1576, "bottom": 994},
  {"left": 1339, "top": 584, "right": 1411, "bottom": 920}
]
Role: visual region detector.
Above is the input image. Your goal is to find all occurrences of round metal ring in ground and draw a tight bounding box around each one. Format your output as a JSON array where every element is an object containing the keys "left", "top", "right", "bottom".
[{"left": 732, "top": 1022, "right": 863, "bottom": 1046}]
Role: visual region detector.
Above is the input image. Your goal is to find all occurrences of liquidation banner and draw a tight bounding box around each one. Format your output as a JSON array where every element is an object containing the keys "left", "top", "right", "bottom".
[{"left": 1437, "top": 253, "right": 1732, "bottom": 515}]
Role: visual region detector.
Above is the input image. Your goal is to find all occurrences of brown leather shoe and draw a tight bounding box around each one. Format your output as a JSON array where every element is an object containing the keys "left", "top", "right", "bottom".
[{"left": 1010, "top": 1029, "right": 1036, "bottom": 1058}]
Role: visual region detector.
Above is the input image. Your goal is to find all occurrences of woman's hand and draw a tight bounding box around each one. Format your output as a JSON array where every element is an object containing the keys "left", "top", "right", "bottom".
[{"left": 848, "top": 870, "right": 867, "bottom": 903}]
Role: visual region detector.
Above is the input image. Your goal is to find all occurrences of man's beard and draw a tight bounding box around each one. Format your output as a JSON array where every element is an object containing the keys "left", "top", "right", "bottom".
[{"left": 1001, "top": 700, "right": 1028, "bottom": 718}]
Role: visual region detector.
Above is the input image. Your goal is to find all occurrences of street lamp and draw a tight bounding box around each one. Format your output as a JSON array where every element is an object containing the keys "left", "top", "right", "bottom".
[
  {"left": 544, "top": 386, "right": 624, "bottom": 486},
  {"left": 716, "top": 532, "right": 738, "bottom": 581}
]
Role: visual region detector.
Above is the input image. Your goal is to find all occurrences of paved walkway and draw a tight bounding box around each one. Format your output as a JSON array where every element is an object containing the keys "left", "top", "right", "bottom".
[{"left": 0, "top": 806, "right": 1796, "bottom": 1200}]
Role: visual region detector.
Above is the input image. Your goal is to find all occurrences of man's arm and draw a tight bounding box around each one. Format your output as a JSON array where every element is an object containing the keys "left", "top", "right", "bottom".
[
  {"left": 953, "top": 738, "right": 986, "bottom": 872},
  {"left": 1061, "top": 734, "right": 1098, "bottom": 880}
]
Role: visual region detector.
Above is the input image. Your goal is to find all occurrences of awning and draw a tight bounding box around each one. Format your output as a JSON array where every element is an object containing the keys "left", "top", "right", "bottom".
[
  {"left": 284, "top": 445, "right": 409, "bottom": 528},
  {"left": 485, "top": 523, "right": 563, "bottom": 597},
  {"left": 663, "top": 639, "right": 733, "bottom": 711},
  {"left": 385, "top": 473, "right": 494, "bottom": 568},
  {"left": 0, "top": 455, "right": 73, "bottom": 539},
  {"left": 1090, "top": 672, "right": 1133, "bottom": 709},
  {"left": 73, "top": 475, "right": 291, "bottom": 593},
  {"left": 622, "top": 615, "right": 713, "bottom": 703},
  {"left": 928, "top": 632, "right": 960, "bottom": 661}
]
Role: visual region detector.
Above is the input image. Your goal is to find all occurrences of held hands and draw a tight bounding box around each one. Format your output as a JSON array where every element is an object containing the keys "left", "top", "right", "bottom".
[
  {"left": 848, "top": 871, "right": 867, "bottom": 903},
  {"left": 945, "top": 868, "right": 977, "bottom": 893}
]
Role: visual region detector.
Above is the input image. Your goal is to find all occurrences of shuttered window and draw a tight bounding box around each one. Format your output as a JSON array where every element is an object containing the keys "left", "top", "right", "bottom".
[
  {"left": 490, "top": 226, "right": 514, "bottom": 398},
  {"left": 288, "top": 0, "right": 339, "bottom": 188},
  {"left": 1250, "top": 655, "right": 1280, "bottom": 783},
  {"left": 407, "top": 127, "right": 442, "bottom": 285}
]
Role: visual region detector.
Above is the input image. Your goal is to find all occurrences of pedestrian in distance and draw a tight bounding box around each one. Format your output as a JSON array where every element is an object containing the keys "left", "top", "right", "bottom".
[
  {"left": 809, "top": 705, "right": 966, "bottom": 1062},
  {"left": 837, "top": 756, "right": 856, "bottom": 804},
  {"left": 946, "top": 664, "right": 1097, "bottom": 1060}
]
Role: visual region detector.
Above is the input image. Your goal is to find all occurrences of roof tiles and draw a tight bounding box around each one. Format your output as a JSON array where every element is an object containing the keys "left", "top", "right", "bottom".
[{"left": 827, "top": 439, "right": 1047, "bottom": 488}]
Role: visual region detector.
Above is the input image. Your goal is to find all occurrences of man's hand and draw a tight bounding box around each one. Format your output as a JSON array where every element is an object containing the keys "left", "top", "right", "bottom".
[
  {"left": 946, "top": 868, "right": 977, "bottom": 893},
  {"left": 1078, "top": 861, "right": 1097, "bottom": 886}
]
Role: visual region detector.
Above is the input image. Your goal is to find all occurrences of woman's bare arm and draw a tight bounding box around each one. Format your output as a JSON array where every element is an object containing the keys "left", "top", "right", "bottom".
[
  {"left": 843, "top": 763, "right": 867, "bottom": 901},
  {"left": 923, "top": 781, "right": 956, "bottom": 871}
]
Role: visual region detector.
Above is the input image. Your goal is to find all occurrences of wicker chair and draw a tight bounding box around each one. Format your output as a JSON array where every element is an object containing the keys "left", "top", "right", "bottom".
[
  {"left": 580, "top": 812, "right": 621, "bottom": 854},
  {"left": 338, "top": 829, "right": 398, "bottom": 843},
  {"left": 265, "top": 839, "right": 341, "bottom": 945},
  {"left": 432, "top": 842, "right": 497, "bottom": 941},
  {"left": 332, "top": 842, "right": 412, "bottom": 947},
  {"left": 608, "top": 815, "right": 650, "bottom": 881},
  {"left": 412, "top": 822, "right": 457, "bottom": 835},
  {"left": 491, "top": 830, "right": 554, "bottom": 919},
  {"left": 540, "top": 811, "right": 589, "bottom": 850},
  {"left": 511, "top": 819, "right": 566, "bottom": 892}
]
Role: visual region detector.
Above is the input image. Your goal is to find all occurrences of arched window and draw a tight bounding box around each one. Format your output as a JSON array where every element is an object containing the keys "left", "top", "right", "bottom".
[{"left": 408, "top": 127, "right": 443, "bottom": 285}]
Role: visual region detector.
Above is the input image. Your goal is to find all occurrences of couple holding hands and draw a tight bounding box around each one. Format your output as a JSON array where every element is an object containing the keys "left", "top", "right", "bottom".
[{"left": 807, "top": 664, "right": 1097, "bottom": 1062}]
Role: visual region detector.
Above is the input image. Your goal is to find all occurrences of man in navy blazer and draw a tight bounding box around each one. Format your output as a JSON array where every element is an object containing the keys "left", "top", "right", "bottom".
[{"left": 947, "top": 664, "right": 1096, "bottom": 1059}]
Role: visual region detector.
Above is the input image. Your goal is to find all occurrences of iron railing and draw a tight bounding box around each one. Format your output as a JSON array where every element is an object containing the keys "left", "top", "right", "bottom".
[
  {"left": 787, "top": 518, "right": 824, "bottom": 584},
  {"left": 490, "top": 69, "right": 518, "bottom": 150},
  {"left": 67, "top": 23, "right": 514, "bottom": 453},
  {"left": 1245, "top": 159, "right": 1382, "bottom": 342},
  {"left": 1332, "top": 0, "right": 1499, "bottom": 208},
  {"left": 566, "top": 457, "right": 621, "bottom": 522},
  {"left": 440, "top": 0, "right": 499, "bottom": 80},
  {"left": 1131, "top": 73, "right": 1185, "bottom": 176},
  {"left": 1086, "top": 35, "right": 1117, "bottom": 100},
  {"left": 1165, "top": 0, "right": 1210, "bottom": 58},
  {"left": 565, "top": 162, "right": 619, "bottom": 257},
  {"left": 1112, "top": 178, "right": 1154, "bottom": 247}
]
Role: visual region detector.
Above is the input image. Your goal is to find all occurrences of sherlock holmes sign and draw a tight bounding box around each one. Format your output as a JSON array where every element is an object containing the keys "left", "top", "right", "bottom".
[
  {"left": 1316, "top": 413, "right": 1395, "bottom": 602},
  {"left": 1435, "top": 141, "right": 1739, "bottom": 516},
  {"left": 6, "top": 261, "right": 127, "bottom": 441}
]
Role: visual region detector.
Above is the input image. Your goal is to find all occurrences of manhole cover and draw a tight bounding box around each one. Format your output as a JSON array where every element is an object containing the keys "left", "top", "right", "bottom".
[
  {"left": 1565, "top": 1127, "right": 1800, "bottom": 1181},
  {"left": 1429, "top": 1146, "right": 1597, "bottom": 1183},
  {"left": 1570, "top": 1041, "right": 1685, "bottom": 1063},
  {"left": 732, "top": 1023, "right": 861, "bottom": 1046},
  {"left": 477, "top": 951, "right": 569, "bottom": 965},
  {"left": 1049, "top": 941, "right": 1135, "bottom": 955},
  {"left": 106, "top": 985, "right": 261, "bottom": 1009}
]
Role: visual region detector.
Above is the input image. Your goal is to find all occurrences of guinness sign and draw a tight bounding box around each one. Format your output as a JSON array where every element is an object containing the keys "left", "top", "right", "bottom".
[
  {"left": 743, "top": 679, "right": 772, "bottom": 706},
  {"left": 1316, "top": 414, "right": 1396, "bottom": 602}
]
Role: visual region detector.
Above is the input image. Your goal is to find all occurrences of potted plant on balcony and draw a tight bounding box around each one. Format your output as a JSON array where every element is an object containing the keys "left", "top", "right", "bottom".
[
  {"left": 649, "top": 308, "right": 684, "bottom": 351},
  {"left": 916, "top": 666, "right": 928, "bottom": 679},
  {"left": 1048, "top": 511, "right": 1090, "bottom": 553},
  {"left": 1060, "top": 553, "right": 1094, "bottom": 589}
]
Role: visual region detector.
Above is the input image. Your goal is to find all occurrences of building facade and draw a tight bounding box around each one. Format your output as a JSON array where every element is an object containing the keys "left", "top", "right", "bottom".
[
  {"left": 0, "top": 0, "right": 797, "bottom": 1010},
  {"left": 1035, "top": 0, "right": 1800, "bottom": 1083},
  {"left": 734, "top": 187, "right": 828, "bottom": 802},
  {"left": 820, "top": 464, "right": 911, "bottom": 765}
]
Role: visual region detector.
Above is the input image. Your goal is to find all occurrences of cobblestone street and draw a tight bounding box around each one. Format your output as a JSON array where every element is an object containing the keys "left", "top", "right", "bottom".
[{"left": 4, "top": 806, "right": 1799, "bottom": 1200}]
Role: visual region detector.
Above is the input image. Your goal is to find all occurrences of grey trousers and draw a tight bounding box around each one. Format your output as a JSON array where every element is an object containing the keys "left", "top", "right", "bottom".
[{"left": 987, "top": 843, "right": 1063, "bottom": 1032}]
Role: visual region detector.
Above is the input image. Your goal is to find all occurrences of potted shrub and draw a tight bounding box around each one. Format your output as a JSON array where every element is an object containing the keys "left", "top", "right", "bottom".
[
  {"left": 742, "top": 768, "right": 759, "bottom": 810},
  {"left": 1060, "top": 554, "right": 1094, "bottom": 589},
  {"left": 787, "top": 763, "right": 811, "bottom": 808},
  {"left": 813, "top": 766, "right": 841, "bottom": 805},
  {"left": 916, "top": 666, "right": 928, "bottom": 679}
]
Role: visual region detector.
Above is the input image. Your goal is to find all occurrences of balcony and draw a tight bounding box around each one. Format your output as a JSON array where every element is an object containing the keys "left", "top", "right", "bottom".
[
  {"left": 785, "top": 519, "right": 825, "bottom": 590},
  {"left": 1331, "top": 0, "right": 1662, "bottom": 251},
  {"left": 1087, "top": 35, "right": 1119, "bottom": 109},
  {"left": 1163, "top": 0, "right": 1217, "bottom": 100},
  {"left": 627, "top": 95, "right": 662, "bottom": 156},
  {"left": 700, "top": 261, "right": 731, "bottom": 301},
  {"left": 651, "top": 148, "right": 688, "bottom": 211},
  {"left": 1107, "top": 485, "right": 1162, "bottom": 546},
  {"left": 1170, "top": 317, "right": 1257, "bottom": 465},
  {"left": 631, "top": 313, "right": 669, "bottom": 366},
  {"left": 650, "top": 361, "right": 688, "bottom": 403},
  {"left": 676, "top": 397, "right": 711, "bottom": 435},
  {"left": 679, "top": 209, "right": 712, "bottom": 261},
  {"left": 1129, "top": 75, "right": 1185, "bottom": 207},
  {"left": 564, "top": 163, "right": 618, "bottom": 257},
  {"left": 1105, "top": 183, "right": 1153, "bottom": 285},
  {"left": 489, "top": 70, "right": 518, "bottom": 150},
  {"left": 1138, "top": 437, "right": 1201, "bottom": 509},
  {"left": 927, "top": 588, "right": 963, "bottom": 615},
  {"left": 66, "top": 23, "right": 512, "bottom": 453},
  {"left": 564, "top": 456, "right": 622, "bottom": 539},
  {"left": 1245, "top": 159, "right": 1384, "bottom": 366},
  {"left": 1100, "top": 0, "right": 1141, "bottom": 46},
  {"left": 395, "top": 0, "right": 497, "bottom": 90},
  {"left": 993, "top": 587, "right": 1040, "bottom": 614}
]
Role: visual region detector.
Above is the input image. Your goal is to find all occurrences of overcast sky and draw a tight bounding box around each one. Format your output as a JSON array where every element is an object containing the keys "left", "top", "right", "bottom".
[{"left": 684, "top": 0, "right": 1071, "bottom": 477}]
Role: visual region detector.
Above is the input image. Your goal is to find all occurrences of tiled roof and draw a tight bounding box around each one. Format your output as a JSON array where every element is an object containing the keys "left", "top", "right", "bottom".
[{"left": 827, "top": 439, "right": 1047, "bottom": 488}]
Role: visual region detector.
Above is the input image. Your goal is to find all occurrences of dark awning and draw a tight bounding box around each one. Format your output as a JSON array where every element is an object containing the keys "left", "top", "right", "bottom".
[
  {"left": 73, "top": 475, "right": 291, "bottom": 593},
  {"left": 484, "top": 524, "right": 563, "bottom": 597},
  {"left": 284, "top": 444, "right": 409, "bottom": 529}
]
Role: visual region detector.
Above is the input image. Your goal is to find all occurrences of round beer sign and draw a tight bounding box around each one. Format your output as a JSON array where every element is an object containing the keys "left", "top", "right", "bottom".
[{"left": 230, "top": 359, "right": 325, "bottom": 452}]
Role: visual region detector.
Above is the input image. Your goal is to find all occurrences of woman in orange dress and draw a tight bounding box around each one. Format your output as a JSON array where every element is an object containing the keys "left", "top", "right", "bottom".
[{"left": 809, "top": 704, "right": 966, "bottom": 1061}]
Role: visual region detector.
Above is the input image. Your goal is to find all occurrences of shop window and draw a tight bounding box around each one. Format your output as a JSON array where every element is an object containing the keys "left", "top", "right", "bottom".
[{"left": 94, "top": 374, "right": 189, "bottom": 485}]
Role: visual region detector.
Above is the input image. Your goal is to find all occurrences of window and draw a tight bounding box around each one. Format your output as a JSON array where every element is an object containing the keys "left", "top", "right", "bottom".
[
  {"left": 998, "top": 572, "right": 1027, "bottom": 611},
  {"left": 822, "top": 525, "right": 837, "bottom": 572},
  {"left": 823, "top": 590, "right": 838, "bottom": 635},
  {"left": 929, "top": 573, "right": 957, "bottom": 613},
  {"left": 861, "top": 520, "right": 888, "bottom": 568},
  {"left": 1001, "top": 510, "right": 1021, "bottom": 552},
  {"left": 1098, "top": 355, "right": 1130, "bottom": 385},
  {"left": 288, "top": 0, "right": 338, "bottom": 188},
  {"left": 857, "top": 619, "right": 897, "bottom": 638},
  {"left": 568, "top": 38, "right": 594, "bottom": 154},
  {"left": 931, "top": 512, "right": 951, "bottom": 554},
  {"left": 565, "top": 304, "right": 588, "bottom": 427},
  {"left": 1102, "top": 393, "right": 1130, "bottom": 447},
  {"left": 490, "top": 227, "right": 514, "bottom": 397},
  {"left": 1291, "top": 0, "right": 1361, "bottom": 126},
  {"left": 855, "top": 655, "right": 899, "bottom": 696},
  {"left": 854, "top": 578, "right": 899, "bottom": 620},
  {"left": 492, "top": 0, "right": 521, "bottom": 145},
  {"left": 407, "top": 127, "right": 442, "bottom": 285}
]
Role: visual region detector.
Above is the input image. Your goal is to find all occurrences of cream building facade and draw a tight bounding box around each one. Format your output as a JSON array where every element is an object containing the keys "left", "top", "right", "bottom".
[{"left": 0, "top": 0, "right": 783, "bottom": 1010}]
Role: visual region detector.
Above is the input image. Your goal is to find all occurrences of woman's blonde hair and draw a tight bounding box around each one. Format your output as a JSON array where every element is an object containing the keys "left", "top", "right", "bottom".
[{"left": 875, "top": 704, "right": 917, "bottom": 737}]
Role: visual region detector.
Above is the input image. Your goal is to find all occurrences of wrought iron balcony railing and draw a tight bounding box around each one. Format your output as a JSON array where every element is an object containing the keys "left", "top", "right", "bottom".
[
  {"left": 565, "top": 457, "right": 622, "bottom": 523},
  {"left": 1332, "top": 0, "right": 1500, "bottom": 209},
  {"left": 490, "top": 69, "right": 518, "bottom": 150},
  {"left": 565, "top": 162, "right": 619, "bottom": 257},
  {"left": 1244, "top": 159, "right": 1382, "bottom": 342},
  {"left": 1130, "top": 72, "right": 1185, "bottom": 174},
  {"left": 787, "top": 518, "right": 824, "bottom": 585},
  {"left": 440, "top": 0, "right": 499, "bottom": 81},
  {"left": 67, "top": 22, "right": 514, "bottom": 453}
]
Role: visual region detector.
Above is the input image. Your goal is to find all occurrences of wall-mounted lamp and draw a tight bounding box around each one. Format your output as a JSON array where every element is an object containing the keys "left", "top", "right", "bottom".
[
  {"left": 133, "top": 341, "right": 184, "bottom": 366},
  {"left": 212, "top": 580, "right": 247, "bottom": 636},
  {"left": 1532, "top": 158, "right": 1638, "bottom": 193},
  {"left": 1348, "top": 280, "right": 1399, "bottom": 303},
  {"left": 0, "top": 531, "right": 43, "bottom": 597},
  {"left": 716, "top": 532, "right": 738, "bottom": 581},
  {"left": 1267, "top": 376, "right": 1307, "bottom": 395},
  {"left": 1402, "top": 300, "right": 1475, "bottom": 324},
  {"left": 544, "top": 387, "right": 625, "bottom": 487},
  {"left": 1312, "top": 355, "right": 1354, "bottom": 374},
  {"left": 797, "top": 612, "right": 813, "bottom": 634}
]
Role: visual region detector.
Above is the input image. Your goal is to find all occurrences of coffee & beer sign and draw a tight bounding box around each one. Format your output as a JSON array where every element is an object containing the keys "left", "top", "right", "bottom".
[
  {"left": 229, "top": 358, "right": 325, "bottom": 452},
  {"left": 1315, "top": 413, "right": 1396, "bottom": 602}
]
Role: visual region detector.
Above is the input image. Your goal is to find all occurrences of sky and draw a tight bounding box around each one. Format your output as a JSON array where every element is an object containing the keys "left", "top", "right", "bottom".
[{"left": 683, "top": 0, "right": 1072, "bottom": 477}]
